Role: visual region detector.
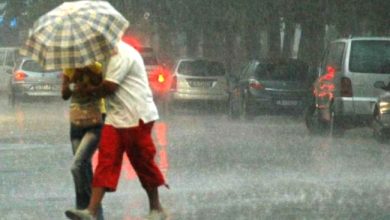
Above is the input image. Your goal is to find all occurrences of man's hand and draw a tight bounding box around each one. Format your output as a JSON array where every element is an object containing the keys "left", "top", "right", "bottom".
[{"left": 73, "top": 80, "right": 119, "bottom": 98}]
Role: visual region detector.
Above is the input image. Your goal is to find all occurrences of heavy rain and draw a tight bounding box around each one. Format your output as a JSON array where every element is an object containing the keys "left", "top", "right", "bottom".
[{"left": 1, "top": 1, "right": 390, "bottom": 220}]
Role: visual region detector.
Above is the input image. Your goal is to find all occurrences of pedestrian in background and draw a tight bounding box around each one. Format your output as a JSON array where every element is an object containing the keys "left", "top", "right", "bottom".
[{"left": 65, "top": 40, "right": 169, "bottom": 220}]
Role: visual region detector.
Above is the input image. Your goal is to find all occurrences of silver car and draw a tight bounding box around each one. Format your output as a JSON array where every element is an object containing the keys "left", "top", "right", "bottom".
[
  {"left": 8, "top": 57, "right": 62, "bottom": 105},
  {"left": 170, "top": 58, "right": 229, "bottom": 105},
  {"left": 305, "top": 37, "right": 390, "bottom": 136}
]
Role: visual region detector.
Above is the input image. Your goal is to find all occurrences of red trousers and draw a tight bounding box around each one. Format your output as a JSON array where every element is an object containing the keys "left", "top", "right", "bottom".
[{"left": 92, "top": 121, "right": 165, "bottom": 191}]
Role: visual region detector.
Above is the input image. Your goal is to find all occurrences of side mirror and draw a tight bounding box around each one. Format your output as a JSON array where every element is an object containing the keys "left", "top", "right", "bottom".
[{"left": 374, "top": 81, "right": 386, "bottom": 89}]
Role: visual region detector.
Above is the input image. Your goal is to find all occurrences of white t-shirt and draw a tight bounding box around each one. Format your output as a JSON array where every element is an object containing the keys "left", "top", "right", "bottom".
[{"left": 103, "top": 41, "right": 159, "bottom": 128}]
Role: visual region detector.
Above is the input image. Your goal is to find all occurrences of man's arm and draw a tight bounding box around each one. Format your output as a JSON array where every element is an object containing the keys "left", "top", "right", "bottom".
[{"left": 75, "top": 80, "right": 119, "bottom": 98}]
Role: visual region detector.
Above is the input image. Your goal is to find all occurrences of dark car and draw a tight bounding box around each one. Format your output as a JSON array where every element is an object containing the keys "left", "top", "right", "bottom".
[
  {"left": 228, "top": 58, "right": 311, "bottom": 119},
  {"left": 8, "top": 57, "right": 62, "bottom": 105}
]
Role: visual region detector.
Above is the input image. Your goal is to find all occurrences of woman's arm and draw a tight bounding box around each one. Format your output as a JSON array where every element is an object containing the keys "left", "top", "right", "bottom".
[{"left": 61, "top": 74, "right": 73, "bottom": 100}]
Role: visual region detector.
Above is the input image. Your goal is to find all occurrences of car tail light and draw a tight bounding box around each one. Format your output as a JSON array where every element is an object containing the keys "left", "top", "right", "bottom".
[
  {"left": 321, "top": 65, "right": 336, "bottom": 81},
  {"left": 148, "top": 66, "right": 173, "bottom": 95},
  {"left": 158, "top": 73, "right": 165, "bottom": 83},
  {"left": 248, "top": 79, "right": 263, "bottom": 90},
  {"left": 340, "top": 76, "right": 352, "bottom": 97},
  {"left": 14, "top": 71, "right": 27, "bottom": 81}
]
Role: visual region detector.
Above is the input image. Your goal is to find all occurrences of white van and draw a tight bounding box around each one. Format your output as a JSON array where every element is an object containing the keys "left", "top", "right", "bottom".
[
  {"left": 0, "top": 47, "right": 18, "bottom": 92},
  {"left": 305, "top": 37, "right": 390, "bottom": 135}
]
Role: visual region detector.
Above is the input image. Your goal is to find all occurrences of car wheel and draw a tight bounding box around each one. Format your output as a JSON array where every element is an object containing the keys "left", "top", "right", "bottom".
[
  {"left": 240, "top": 96, "right": 254, "bottom": 121},
  {"left": 8, "top": 92, "right": 17, "bottom": 107},
  {"left": 305, "top": 103, "right": 325, "bottom": 135},
  {"left": 328, "top": 104, "right": 345, "bottom": 137},
  {"left": 373, "top": 106, "right": 387, "bottom": 143},
  {"left": 228, "top": 93, "right": 240, "bottom": 120}
]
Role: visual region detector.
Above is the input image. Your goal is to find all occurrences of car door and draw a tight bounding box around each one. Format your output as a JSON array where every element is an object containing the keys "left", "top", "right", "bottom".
[{"left": 347, "top": 39, "right": 390, "bottom": 116}]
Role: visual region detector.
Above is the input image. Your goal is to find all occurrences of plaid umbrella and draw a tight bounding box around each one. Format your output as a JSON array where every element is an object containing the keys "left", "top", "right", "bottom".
[{"left": 20, "top": 0, "right": 129, "bottom": 70}]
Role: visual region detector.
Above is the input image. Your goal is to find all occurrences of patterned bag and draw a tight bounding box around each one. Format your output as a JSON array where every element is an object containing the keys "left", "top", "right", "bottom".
[{"left": 69, "top": 101, "right": 102, "bottom": 127}]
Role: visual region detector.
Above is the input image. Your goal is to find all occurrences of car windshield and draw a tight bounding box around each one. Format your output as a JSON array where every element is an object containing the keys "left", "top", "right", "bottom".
[
  {"left": 22, "top": 60, "right": 56, "bottom": 72},
  {"left": 178, "top": 60, "right": 225, "bottom": 76},
  {"left": 349, "top": 40, "right": 390, "bottom": 73},
  {"left": 255, "top": 61, "right": 308, "bottom": 81}
]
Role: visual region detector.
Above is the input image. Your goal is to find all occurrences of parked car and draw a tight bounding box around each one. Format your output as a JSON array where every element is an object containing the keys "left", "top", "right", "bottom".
[
  {"left": 8, "top": 57, "right": 62, "bottom": 105},
  {"left": 372, "top": 81, "right": 390, "bottom": 142},
  {"left": 170, "top": 58, "right": 229, "bottom": 108},
  {"left": 228, "top": 58, "right": 311, "bottom": 119},
  {"left": 305, "top": 37, "right": 390, "bottom": 136}
]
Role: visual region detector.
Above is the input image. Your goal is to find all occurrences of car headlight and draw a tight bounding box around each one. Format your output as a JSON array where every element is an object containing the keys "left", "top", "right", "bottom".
[{"left": 379, "top": 101, "right": 390, "bottom": 114}]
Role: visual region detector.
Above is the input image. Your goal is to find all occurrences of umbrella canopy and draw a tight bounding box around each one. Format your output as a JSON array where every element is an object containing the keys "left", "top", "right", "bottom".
[{"left": 20, "top": 0, "right": 129, "bottom": 70}]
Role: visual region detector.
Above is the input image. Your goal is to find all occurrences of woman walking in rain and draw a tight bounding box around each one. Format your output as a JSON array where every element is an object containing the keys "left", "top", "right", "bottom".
[
  {"left": 64, "top": 40, "right": 168, "bottom": 220},
  {"left": 61, "top": 62, "right": 105, "bottom": 220}
]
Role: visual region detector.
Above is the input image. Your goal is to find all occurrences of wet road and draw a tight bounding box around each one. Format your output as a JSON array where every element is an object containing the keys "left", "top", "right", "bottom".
[{"left": 1, "top": 94, "right": 390, "bottom": 220}]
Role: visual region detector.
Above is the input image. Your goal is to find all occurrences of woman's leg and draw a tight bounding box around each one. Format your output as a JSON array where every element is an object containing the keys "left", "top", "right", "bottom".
[{"left": 70, "top": 125, "right": 102, "bottom": 210}]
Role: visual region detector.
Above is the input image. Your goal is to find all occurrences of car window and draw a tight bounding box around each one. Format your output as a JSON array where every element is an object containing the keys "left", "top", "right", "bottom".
[
  {"left": 323, "top": 42, "right": 345, "bottom": 72},
  {"left": 22, "top": 60, "right": 52, "bottom": 72},
  {"left": 178, "top": 60, "right": 225, "bottom": 76},
  {"left": 255, "top": 61, "right": 309, "bottom": 81},
  {"left": 349, "top": 40, "right": 390, "bottom": 73}
]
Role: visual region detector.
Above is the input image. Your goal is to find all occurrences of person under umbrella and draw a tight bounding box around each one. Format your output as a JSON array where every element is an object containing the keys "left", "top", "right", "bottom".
[
  {"left": 62, "top": 62, "right": 106, "bottom": 220},
  {"left": 18, "top": 1, "right": 170, "bottom": 219},
  {"left": 65, "top": 40, "right": 169, "bottom": 220}
]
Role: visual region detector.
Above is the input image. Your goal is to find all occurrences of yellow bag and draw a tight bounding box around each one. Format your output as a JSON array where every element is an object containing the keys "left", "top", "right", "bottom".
[{"left": 69, "top": 102, "right": 102, "bottom": 127}]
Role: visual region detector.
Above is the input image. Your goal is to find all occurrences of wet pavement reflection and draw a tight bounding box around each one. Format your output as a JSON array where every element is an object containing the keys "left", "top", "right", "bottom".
[{"left": 1, "top": 95, "right": 390, "bottom": 219}]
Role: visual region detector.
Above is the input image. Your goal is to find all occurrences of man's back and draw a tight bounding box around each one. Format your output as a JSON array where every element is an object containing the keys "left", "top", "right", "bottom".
[{"left": 104, "top": 41, "right": 159, "bottom": 128}]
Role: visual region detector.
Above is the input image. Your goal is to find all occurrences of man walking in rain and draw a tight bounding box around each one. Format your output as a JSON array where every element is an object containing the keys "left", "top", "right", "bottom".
[{"left": 65, "top": 40, "right": 169, "bottom": 220}]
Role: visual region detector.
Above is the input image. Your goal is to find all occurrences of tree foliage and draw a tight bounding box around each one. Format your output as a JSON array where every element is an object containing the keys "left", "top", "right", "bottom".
[{"left": 2, "top": 0, "right": 389, "bottom": 66}]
